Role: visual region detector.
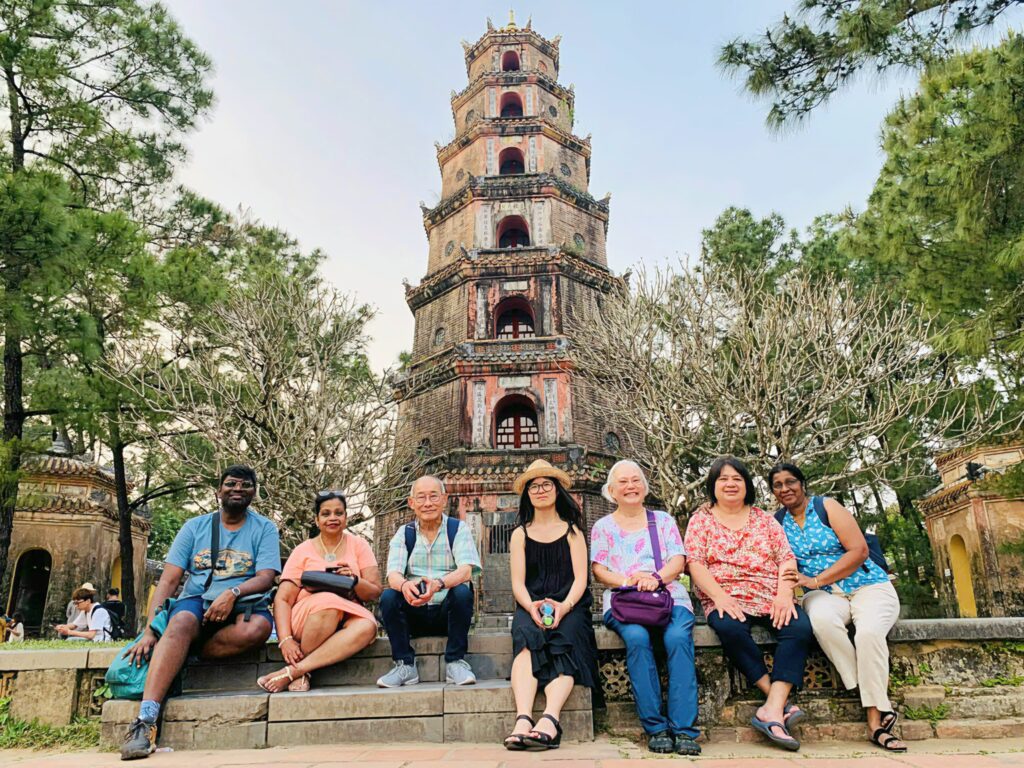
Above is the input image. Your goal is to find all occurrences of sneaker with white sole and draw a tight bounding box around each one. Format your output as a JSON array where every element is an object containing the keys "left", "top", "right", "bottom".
[
  {"left": 445, "top": 658, "right": 477, "bottom": 685},
  {"left": 376, "top": 660, "right": 420, "bottom": 688},
  {"left": 120, "top": 718, "right": 157, "bottom": 760}
]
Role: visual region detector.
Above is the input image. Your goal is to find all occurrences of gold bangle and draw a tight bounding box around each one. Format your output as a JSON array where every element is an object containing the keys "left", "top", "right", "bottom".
[{"left": 814, "top": 577, "right": 820, "bottom": 589}]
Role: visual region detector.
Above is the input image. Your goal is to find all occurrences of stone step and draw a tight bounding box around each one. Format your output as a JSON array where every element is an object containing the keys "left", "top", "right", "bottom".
[
  {"left": 180, "top": 632, "right": 515, "bottom": 693},
  {"left": 101, "top": 678, "right": 593, "bottom": 750}
]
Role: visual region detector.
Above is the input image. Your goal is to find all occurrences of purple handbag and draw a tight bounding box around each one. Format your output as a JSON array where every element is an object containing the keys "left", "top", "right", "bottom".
[{"left": 609, "top": 510, "right": 674, "bottom": 628}]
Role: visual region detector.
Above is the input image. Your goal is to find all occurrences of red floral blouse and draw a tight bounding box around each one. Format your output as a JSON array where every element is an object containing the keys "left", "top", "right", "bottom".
[{"left": 683, "top": 506, "right": 796, "bottom": 617}]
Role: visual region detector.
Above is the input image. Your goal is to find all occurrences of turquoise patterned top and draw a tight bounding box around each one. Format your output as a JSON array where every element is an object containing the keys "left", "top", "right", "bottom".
[{"left": 780, "top": 497, "right": 889, "bottom": 594}]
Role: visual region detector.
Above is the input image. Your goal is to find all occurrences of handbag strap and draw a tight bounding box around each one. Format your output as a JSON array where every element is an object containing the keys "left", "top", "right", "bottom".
[
  {"left": 645, "top": 509, "right": 664, "bottom": 572},
  {"left": 204, "top": 511, "right": 220, "bottom": 592}
]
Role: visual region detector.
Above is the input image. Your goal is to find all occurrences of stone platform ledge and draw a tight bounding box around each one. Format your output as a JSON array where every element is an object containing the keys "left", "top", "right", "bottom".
[{"left": 593, "top": 617, "right": 1024, "bottom": 650}]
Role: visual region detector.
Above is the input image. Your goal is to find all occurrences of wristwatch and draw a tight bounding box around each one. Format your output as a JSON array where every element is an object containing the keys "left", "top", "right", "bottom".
[{"left": 230, "top": 586, "right": 241, "bottom": 597}]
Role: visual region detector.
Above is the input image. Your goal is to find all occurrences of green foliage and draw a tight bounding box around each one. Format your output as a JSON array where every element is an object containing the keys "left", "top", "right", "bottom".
[
  {"left": 146, "top": 497, "right": 196, "bottom": 561},
  {"left": 903, "top": 702, "right": 949, "bottom": 724},
  {"left": 848, "top": 36, "right": 1024, "bottom": 401},
  {"left": 0, "top": 697, "right": 100, "bottom": 751},
  {"left": 720, "top": 0, "right": 1022, "bottom": 127},
  {"left": 980, "top": 674, "right": 1024, "bottom": 687},
  {"left": 0, "top": 639, "right": 123, "bottom": 651}
]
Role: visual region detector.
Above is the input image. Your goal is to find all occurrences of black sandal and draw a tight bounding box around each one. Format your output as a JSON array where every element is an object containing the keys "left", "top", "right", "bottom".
[
  {"left": 521, "top": 713, "right": 562, "bottom": 750},
  {"left": 871, "top": 728, "right": 907, "bottom": 752},
  {"left": 880, "top": 710, "right": 898, "bottom": 733},
  {"left": 503, "top": 714, "right": 534, "bottom": 750}
]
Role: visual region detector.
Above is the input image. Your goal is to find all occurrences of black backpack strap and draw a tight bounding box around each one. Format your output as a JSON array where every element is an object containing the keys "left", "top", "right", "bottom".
[
  {"left": 404, "top": 522, "right": 417, "bottom": 559},
  {"left": 812, "top": 496, "right": 831, "bottom": 529},
  {"left": 204, "top": 511, "right": 221, "bottom": 592},
  {"left": 446, "top": 516, "right": 459, "bottom": 551},
  {"left": 774, "top": 508, "right": 787, "bottom": 525}
]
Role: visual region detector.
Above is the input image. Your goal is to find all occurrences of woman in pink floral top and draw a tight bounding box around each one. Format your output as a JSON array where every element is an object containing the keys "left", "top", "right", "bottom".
[{"left": 684, "top": 456, "right": 813, "bottom": 752}]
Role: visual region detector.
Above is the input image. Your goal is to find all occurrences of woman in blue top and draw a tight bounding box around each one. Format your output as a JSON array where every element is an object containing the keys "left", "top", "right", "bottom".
[{"left": 768, "top": 463, "right": 905, "bottom": 753}]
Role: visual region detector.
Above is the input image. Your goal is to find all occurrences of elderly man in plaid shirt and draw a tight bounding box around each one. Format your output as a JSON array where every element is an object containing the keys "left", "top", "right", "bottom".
[{"left": 377, "top": 475, "right": 482, "bottom": 687}]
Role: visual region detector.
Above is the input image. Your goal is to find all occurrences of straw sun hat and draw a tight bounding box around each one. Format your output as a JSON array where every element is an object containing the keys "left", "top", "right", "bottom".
[{"left": 512, "top": 459, "right": 573, "bottom": 495}]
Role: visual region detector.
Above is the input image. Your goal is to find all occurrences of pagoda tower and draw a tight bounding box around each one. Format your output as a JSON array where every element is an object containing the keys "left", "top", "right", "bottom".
[{"left": 384, "top": 14, "right": 628, "bottom": 613}]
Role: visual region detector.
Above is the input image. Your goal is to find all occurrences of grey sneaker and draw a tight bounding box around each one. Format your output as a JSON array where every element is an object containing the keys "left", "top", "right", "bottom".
[
  {"left": 445, "top": 658, "right": 477, "bottom": 685},
  {"left": 376, "top": 660, "right": 420, "bottom": 688},
  {"left": 120, "top": 718, "right": 157, "bottom": 760}
]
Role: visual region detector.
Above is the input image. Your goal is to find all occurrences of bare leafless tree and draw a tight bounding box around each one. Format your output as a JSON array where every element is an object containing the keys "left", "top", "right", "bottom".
[
  {"left": 569, "top": 263, "right": 1010, "bottom": 516},
  {"left": 116, "top": 269, "right": 417, "bottom": 548}
]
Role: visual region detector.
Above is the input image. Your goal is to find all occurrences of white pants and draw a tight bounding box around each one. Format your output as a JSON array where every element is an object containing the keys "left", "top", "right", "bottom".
[{"left": 801, "top": 580, "right": 900, "bottom": 711}]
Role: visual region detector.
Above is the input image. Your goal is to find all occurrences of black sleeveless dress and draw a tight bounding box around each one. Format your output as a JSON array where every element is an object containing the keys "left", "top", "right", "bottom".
[{"left": 510, "top": 526, "right": 599, "bottom": 689}]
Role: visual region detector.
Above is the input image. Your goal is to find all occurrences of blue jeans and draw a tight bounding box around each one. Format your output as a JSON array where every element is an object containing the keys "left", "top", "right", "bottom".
[
  {"left": 604, "top": 606, "right": 699, "bottom": 738},
  {"left": 379, "top": 583, "right": 474, "bottom": 664}
]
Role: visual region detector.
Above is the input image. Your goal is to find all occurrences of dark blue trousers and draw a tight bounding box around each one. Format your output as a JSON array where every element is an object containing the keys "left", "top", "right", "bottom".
[
  {"left": 379, "top": 583, "right": 474, "bottom": 664},
  {"left": 706, "top": 608, "right": 813, "bottom": 687}
]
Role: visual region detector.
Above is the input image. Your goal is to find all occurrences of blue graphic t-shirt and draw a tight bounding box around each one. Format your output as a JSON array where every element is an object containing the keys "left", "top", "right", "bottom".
[{"left": 166, "top": 510, "right": 281, "bottom": 603}]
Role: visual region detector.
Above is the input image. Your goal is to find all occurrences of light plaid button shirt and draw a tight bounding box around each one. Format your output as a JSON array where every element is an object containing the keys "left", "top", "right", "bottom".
[{"left": 385, "top": 515, "right": 482, "bottom": 605}]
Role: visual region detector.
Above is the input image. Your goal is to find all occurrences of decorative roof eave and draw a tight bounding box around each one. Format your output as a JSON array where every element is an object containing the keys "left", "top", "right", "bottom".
[
  {"left": 15, "top": 495, "right": 152, "bottom": 533},
  {"left": 427, "top": 449, "right": 619, "bottom": 495},
  {"left": 405, "top": 248, "right": 621, "bottom": 310},
  {"left": 423, "top": 173, "right": 609, "bottom": 231},
  {"left": 461, "top": 22, "right": 561, "bottom": 78},
  {"left": 450, "top": 69, "right": 573, "bottom": 113},
  {"left": 436, "top": 118, "right": 590, "bottom": 169},
  {"left": 934, "top": 439, "right": 1024, "bottom": 471},
  {"left": 20, "top": 454, "right": 126, "bottom": 489},
  {"left": 918, "top": 479, "right": 973, "bottom": 516}
]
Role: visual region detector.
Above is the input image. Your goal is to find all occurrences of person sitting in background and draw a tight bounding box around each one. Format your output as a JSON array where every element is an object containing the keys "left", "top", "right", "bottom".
[
  {"left": 377, "top": 475, "right": 481, "bottom": 688},
  {"left": 56, "top": 587, "right": 112, "bottom": 642},
  {"left": 258, "top": 489, "right": 381, "bottom": 692},
  {"left": 119, "top": 464, "right": 281, "bottom": 761},
  {"left": 61, "top": 581, "right": 95, "bottom": 637},
  {"left": 684, "top": 456, "right": 813, "bottom": 752},
  {"left": 769, "top": 462, "right": 905, "bottom": 753},
  {"left": 104, "top": 588, "right": 126, "bottom": 621},
  {"left": 7, "top": 613, "right": 25, "bottom": 643}
]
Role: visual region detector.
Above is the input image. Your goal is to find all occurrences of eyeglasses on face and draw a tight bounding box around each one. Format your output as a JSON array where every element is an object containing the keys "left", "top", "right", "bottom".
[
  {"left": 771, "top": 478, "right": 802, "bottom": 491},
  {"left": 222, "top": 479, "right": 255, "bottom": 490},
  {"left": 527, "top": 480, "right": 555, "bottom": 494},
  {"left": 413, "top": 493, "right": 444, "bottom": 504},
  {"left": 318, "top": 507, "right": 347, "bottom": 518}
]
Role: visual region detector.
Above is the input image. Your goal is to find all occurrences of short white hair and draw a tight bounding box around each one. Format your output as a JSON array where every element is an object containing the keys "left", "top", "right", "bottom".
[
  {"left": 409, "top": 474, "right": 446, "bottom": 496},
  {"left": 601, "top": 460, "right": 650, "bottom": 503}
]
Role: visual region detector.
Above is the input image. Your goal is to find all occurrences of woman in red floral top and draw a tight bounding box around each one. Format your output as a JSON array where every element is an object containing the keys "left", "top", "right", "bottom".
[{"left": 684, "top": 456, "right": 813, "bottom": 752}]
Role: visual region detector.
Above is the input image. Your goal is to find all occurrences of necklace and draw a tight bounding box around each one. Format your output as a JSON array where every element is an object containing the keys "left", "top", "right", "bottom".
[{"left": 318, "top": 533, "right": 345, "bottom": 563}]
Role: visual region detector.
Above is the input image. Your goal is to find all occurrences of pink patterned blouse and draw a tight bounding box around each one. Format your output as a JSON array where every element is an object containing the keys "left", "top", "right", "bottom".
[{"left": 683, "top": 506, "right": 796, "bottom": 617}]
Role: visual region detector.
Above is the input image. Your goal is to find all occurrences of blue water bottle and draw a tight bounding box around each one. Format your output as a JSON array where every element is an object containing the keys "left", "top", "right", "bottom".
[{"left": 541, "top": 601, "right": 555, "bottom": 627}]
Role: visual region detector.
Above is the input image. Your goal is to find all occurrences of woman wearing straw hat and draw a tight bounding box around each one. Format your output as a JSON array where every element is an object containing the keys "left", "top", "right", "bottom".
[{"left": 503, "top": 459, "right": 598, "bottom": 751}]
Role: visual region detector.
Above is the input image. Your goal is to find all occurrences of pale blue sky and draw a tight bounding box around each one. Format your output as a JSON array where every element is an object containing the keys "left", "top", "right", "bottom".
[{"left": 162, "top": 1, "right": 1009, "bottom": 370}]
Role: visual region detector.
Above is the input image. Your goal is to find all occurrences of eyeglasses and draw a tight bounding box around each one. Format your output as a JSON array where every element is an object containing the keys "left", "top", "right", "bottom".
[
  {"left": 771, "top": 478, "right": 802, "bottom": 491},
  {"left": 527, "top": 480, "right": 555, "bottom": 494},
  {"left": 222, "top": 480, "right": 255, "bottom": 491},
  {"left": 318, "top": 508, "right": 347, "bottom": 518},
  {"left": 317, "top": 489, "right": 347, "bottom": 503},
  {"left": 412, "top": 493, "right": 444, "bottom": 504}
]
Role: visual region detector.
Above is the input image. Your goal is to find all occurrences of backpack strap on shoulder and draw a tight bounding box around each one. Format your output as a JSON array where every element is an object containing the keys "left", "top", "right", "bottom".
[
  {"left": 446, "top": 515, "right": 459, "bottom": 551},
  {"left": 404, "top": 522, "right": 417, "bottom": 557},
  {"left": 774, "top": 508, "right": 787, "bottom": 525},
  {"left": 812, "top": 496, "right": 831, "bottom": 529}
]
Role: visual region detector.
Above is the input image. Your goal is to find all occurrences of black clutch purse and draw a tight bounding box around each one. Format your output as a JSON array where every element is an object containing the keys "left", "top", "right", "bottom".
[{"left": 300, "top": 569, "right": 358, "bottom": 600}]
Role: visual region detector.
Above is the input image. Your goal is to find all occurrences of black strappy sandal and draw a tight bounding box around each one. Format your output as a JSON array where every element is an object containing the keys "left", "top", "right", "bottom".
[
  {"left": 521, "top": 713, "right": 562, "bottom": 750},
  {"left": 880, "top": 710, "right": 898, "bottom": 733},
  {"left": 503, "top": 714, "right": 534, "bottom": 750},
  {"left": 871, "top": 728, "right": 907, "bottom": 752}
]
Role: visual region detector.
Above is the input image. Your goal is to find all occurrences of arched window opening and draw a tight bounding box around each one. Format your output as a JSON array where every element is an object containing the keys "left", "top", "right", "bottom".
[
  {"left": 494, "top": 296, "right": 535, "bottom": 339},
  {"left": 498, "top": 147, "right": 525, "bottom": 175},
  {"left": 497, "top": 215, "right": 530, "bottom": 248},
  {"left": 948, "top": 534, "right": 978, "bottom": 618},
  {"left": 494, "top": 395, "right": 539, "bottom": 449},
  {"left": 500, "top": 92, "right": 523, "bottom": 117},
  {"left": 8, "top": 549, "right": 52, "bottom": 635},
  {"left": 501, "top": 51, "right": 521, "bottom": 71}
]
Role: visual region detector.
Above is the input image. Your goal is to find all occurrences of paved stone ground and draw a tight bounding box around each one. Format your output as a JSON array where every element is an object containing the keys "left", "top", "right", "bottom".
[{"left": 3, "top": 736, "right": 1024, "bottom": 768}]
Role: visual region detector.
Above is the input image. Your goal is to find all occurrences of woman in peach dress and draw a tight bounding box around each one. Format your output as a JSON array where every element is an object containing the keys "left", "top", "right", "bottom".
[{"left": 258, "top": 490, "right": 381, "bottom": 692}]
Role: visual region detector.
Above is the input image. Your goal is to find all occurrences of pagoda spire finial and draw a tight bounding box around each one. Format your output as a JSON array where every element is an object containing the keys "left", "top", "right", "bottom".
[{"left": 506, "top": 9, "right": 517, "bottom": 30}]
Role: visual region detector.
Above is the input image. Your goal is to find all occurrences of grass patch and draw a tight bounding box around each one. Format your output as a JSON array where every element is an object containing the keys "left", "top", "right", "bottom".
[
  {"left": 980, "top": 674, "right": 1024, "bottom": 687},
  {"left": 903, "top": 702, "right": 949, "bottom": 725},
  {"left": 0, "top": 640, "right": 124, "bottom": 652},
  {"left": 0, "top": 697, "right": 100, "bottom": 751}
]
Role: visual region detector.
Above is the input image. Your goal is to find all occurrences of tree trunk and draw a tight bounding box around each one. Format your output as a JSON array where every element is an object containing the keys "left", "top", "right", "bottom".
[{"left": 110, "top": 419, "right": 137, "bottom": 630}]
